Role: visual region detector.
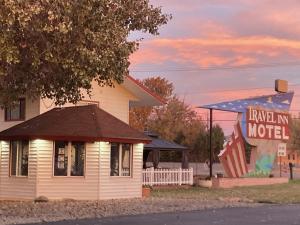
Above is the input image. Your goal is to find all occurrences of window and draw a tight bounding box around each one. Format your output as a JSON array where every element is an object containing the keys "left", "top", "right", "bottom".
[
  {"left": 71, "top": 142, "right": 85, "bottom": 176},
  {"left": 110, "top": 143, "right": 132, "bottom": 177},
  {"left": 54, "top": 141, "right": 68, "bottom": 176},
  {"left": 5, "top": 98, "right": 25, "bottom": 121},
  {"left": 54, "top": 141, "right": 85, "bottom": 176},
  {"left": 10, "top": 140, "right": 29, "bottom": 176},
  {"left": 110, "top": 143, "right": 120, "bottom": 176}
]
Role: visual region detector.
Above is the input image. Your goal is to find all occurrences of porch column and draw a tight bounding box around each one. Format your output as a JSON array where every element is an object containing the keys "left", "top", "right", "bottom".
[{"left": 181, "top": 150, "right": 189, "bottom": 169}]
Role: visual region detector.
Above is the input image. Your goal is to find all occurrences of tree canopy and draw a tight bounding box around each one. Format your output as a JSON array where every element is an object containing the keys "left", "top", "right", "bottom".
[
  {"left": 289, "top": 116, "right": 300, "bottom": 150},
  {"left": 129, "top": 76, "right": 225, "bottom": 162},
  {"left": 0, "top": 0, "right": 170, "bottom": 106},
  {"left": 129, "top": 76, "right": 173, "bottom": 130}
]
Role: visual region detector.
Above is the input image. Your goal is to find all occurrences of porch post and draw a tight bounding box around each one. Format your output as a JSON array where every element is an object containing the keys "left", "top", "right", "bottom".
[{"left": 181, "top": 150, "right": 189, "bottom": 169}]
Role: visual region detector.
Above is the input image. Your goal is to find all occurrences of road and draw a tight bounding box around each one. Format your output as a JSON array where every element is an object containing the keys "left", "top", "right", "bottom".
[{"left": 24, "top": 205, "right": 300, "bottom": 225}]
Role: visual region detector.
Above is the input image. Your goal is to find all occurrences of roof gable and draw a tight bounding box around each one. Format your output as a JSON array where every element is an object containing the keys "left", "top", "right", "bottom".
[{"left": 0, "top": 105, "right": 150, "bottom": 143}]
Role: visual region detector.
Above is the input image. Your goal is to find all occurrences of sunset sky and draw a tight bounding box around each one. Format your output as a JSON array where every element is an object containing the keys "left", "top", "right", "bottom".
[{"left": 129, "top": 0, "right": 300, "bottom": 134}]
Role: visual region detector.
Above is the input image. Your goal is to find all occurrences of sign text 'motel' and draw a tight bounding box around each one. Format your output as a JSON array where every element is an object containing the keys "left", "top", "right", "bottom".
[{"left": 246, "top": 107, "right": 289, "bottom": 140}]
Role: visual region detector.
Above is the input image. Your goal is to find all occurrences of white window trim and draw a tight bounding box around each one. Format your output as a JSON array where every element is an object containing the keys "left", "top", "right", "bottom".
[
  {"left": 53, "top": 141, "right": 86, "bottom": 178},
  {"left": 9, "top": 140, "right": 29, "bottom": 178}
]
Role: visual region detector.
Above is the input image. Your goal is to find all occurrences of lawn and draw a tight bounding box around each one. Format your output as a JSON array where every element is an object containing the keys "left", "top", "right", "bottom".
[{"left": 151, "top": 180, "right": 300, "bottom": 204}]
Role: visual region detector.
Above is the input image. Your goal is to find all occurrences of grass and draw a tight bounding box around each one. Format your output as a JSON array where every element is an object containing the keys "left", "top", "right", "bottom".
[{"left": 151, "top": 180, "right": 300, "bottom": 204}]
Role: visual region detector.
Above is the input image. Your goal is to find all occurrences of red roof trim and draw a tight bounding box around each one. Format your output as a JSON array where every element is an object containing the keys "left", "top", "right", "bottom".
[
  {"left": 0, "top": 135, "right": 151, "bottom": 144},
  {"left": 126, "top": 75, "right": 166, "bottom": 104}
]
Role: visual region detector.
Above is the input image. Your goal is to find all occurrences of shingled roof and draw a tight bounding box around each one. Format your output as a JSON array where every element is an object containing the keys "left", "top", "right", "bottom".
[
  {"left": 144, "top": 131, "right": 187, "bottom": 151},
  {"left": 0, "top": 105, "right": 151, "bottom": 143}
]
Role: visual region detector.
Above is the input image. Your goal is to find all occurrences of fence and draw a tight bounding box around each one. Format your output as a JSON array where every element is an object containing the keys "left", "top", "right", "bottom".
[{"left": 142, "top": 168, "right": 193, "bottom": 186}]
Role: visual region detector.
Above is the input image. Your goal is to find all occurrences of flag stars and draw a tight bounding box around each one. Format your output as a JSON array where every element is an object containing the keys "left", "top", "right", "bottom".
[{"left": 201, "top": 92, "right": 293, "bottom": 113}]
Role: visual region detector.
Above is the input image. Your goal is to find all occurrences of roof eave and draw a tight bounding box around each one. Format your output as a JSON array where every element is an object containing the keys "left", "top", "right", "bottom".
[
  {"left": 124, "top": 75, "right": 166, "bottom": 107},
  {"left": 0, "top": 135, "right": 151, "bottom": 144},
  {"left": 144, "top": 147, "right": 188, "bottom": 151}
]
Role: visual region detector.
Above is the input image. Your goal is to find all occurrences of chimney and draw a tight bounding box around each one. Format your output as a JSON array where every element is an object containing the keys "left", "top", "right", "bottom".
[{"left": 275, "top": 79, "right": 288, "bottom": 93}]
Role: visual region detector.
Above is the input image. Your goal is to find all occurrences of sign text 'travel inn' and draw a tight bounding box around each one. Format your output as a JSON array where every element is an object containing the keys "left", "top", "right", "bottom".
[{"left": 246, "top": 107, "right": 289, "bottom": 140}]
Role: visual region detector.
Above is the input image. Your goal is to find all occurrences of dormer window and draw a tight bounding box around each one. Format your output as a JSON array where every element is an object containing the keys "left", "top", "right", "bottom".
[{"left": 5, "top": 98, "right": 26, "bottom": 121}]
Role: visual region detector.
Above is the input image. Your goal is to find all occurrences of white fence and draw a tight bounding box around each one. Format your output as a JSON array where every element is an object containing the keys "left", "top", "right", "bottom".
[
  {"left": 147, "top": 162, "right": 224, "bottom": 176},
  {"left": 142, "top": 168, "right": 193, "bottom": 186}
]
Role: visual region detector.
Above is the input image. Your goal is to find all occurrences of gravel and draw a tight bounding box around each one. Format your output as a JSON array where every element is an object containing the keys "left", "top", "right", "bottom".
[{"left": 0, "top": 197, "right": 259, "bottom": 225}]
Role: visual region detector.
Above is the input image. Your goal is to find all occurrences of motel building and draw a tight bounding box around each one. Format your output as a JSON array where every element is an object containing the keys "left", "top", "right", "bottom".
[
  {"left": 278, "top": 150, "right": 300, "bottom": 166},
  {"left": 0, "top": 76, "right": 163, "bottom": 200}
]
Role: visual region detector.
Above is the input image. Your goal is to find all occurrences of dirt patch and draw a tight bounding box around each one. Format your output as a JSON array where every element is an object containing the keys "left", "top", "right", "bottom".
[{"left": 0, "top": 197, "right": 258, "bottom": 225}]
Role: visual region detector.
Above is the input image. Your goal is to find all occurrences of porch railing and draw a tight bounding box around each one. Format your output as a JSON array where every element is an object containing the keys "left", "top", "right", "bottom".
[{"left": 142, "top": 168, "right": 193, "bottom": 186}]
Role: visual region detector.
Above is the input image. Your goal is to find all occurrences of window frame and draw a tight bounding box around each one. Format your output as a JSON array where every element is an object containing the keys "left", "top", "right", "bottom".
[
  {"left": 53, "top": 141, "right": 86, "bottom": 177},
  {"left": 9, "top": 140, "right": 29, "bottom": 177},
  {"left": 70, "top": 141, "right": 86, "bottom": 177},
  {"left": 110, "top": 143, "right": 133, "bottom": 178},
  {"left": 53, "top": 141, "right": 68, "bottom": 176},
  {"left": 5, "top": 98, "right": 26, "bottom": 122}
]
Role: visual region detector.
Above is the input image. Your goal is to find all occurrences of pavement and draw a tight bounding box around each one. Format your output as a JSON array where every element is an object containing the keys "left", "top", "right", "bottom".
[{"left": 23, "top": 204, "right": 300, "bottom": 225}]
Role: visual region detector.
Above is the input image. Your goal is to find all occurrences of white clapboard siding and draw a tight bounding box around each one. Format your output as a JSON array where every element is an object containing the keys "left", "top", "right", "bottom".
[
  {"left": 96, "top": 83, "right": 137, "bottom": 124},
  {"left": 0, "top": 98, "right": 40, "bottom": 132},
  {"left": 99, "top": 142, "right": 143, "bottom": 200},
  {"left": 0, "top": 141, "right": 37, "bottom": 200},
  {"left": 40, "top": 81, "right": 137, "bottom": 124},
  {"left": 142, "top": 168, "right": 193, "bottom": 186},
  {"left": 0, "top": 140, "right": 145, "bottom": 200},
  {"left": 36, "top": 140, "right": 100, "bottom": 200}
]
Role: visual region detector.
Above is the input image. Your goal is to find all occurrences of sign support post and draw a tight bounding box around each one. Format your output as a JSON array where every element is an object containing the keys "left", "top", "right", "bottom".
[
  {"left": 277, "top": 143, "right": 286, "bottom": 178},
  {"left": 279, "top": 156, "right": 282, "bottom": 177},
  {"left": 209, "top": 109, "right": 213, "bottom": 179}
]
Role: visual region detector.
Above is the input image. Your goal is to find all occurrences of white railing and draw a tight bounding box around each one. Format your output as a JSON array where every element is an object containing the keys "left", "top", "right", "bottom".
[{"left": 142, "top": 168, "right": 193, "bottom": 186}]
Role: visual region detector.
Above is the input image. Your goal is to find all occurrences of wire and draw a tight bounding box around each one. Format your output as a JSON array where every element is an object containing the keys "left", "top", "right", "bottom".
[
  {"left": 131, "top": 61, "right": 300, "bottom": 73},
  {"left": 176, "top": 83, "right": 300, "bottom": 96},
  {"left": 196, "top": 118, "right": 300, "bottom": 122}
]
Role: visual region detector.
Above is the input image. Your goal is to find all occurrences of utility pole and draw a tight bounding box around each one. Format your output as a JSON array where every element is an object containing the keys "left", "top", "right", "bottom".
[{"left": 209, "top": 108, "right": 213, "bottom": 178}]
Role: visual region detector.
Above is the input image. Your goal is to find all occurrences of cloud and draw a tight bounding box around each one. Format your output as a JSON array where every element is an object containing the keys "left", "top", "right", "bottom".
[
  {"left": 130, "top": 0, "right": 300, "bottom": 134},
  {"left": 130, "top": 0, "right": 300, "bottom": 72},
  {"left": 130, "top": 36, "right": 300, "bottom": 69}
]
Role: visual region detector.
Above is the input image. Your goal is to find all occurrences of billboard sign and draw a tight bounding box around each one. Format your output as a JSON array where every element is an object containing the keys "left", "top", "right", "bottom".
[{"left": 247, "top": 107, "right": 290, "bottom": 140}]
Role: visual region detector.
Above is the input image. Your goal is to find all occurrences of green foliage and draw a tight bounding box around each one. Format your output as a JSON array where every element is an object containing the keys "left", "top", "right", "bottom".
[
  {"left": 0, "top": 0, "right": 170, "bottom": 106},
  {"left": 193, "top": 124, "right": 225, "bottom": 162},
  {"left": 289, "top": 117, "right": 300, "bottom": 150}
]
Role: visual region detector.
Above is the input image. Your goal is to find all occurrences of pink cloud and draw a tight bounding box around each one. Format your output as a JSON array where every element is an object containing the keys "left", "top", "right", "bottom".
[
  {"left": 130, "top": 0, "right": 300, "bottom": 134},
  {"left": 130, "top": 36, "right": 300, "bottom": 69}
]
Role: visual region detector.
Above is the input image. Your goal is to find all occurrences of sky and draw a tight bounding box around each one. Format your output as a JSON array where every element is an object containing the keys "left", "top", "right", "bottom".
[{"left": 129, "top": 0, "right": 300, "bottom": 135}]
